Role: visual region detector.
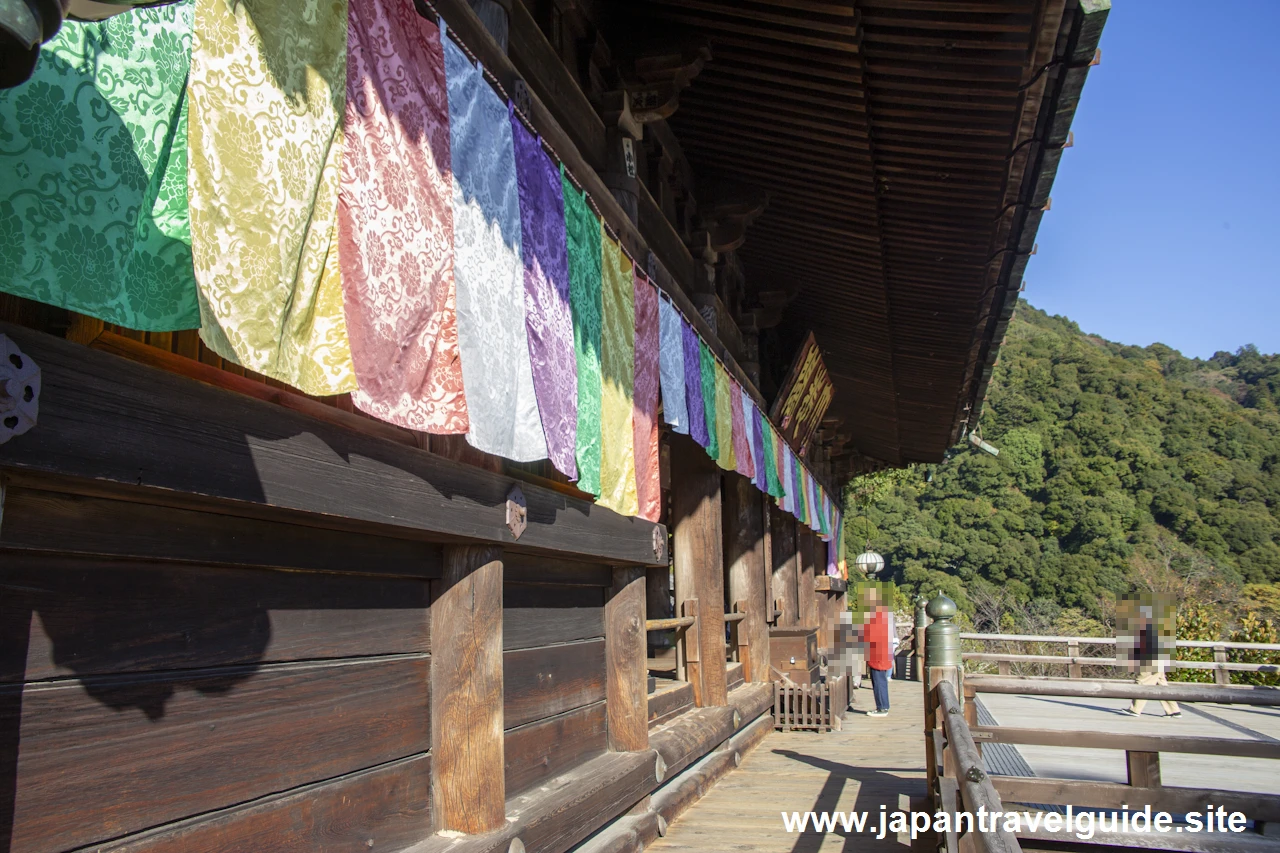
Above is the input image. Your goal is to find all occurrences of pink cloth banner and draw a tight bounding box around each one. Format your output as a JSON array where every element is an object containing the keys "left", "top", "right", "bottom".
[
  {"left": 339, "top": 0, "right": 467, "bottom": 432},
  {"left": 632, "top": 270, "right": 661, "bottom": 523}
]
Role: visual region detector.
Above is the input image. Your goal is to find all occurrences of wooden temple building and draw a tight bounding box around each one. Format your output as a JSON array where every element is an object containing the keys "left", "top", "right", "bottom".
[{"left": 0, "top": 1, "right": 1106, "bottom": 852}]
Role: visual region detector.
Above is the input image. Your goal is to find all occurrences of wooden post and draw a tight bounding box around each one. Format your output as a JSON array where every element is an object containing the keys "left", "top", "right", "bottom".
[
  {"left": 646, "top": 564, "right": 672, "bottom": 661},
  {"left": 1067, "top": 639, "right": 1082, "bottom": 679},
  {"left": 607, "top": 567, "right": 649, "bottom": 752},
  {"left": 725, "top": 473, "right": 769, "bottom": 682},
  {"left": 762, "top": 500, "right": 774, "bottom": 625},
  {"left": 679, "top": 599, "right": 702, "bottom": 705},
  {"left": 432, "top": 545, "right": 505, "bottom": 834},
  {"left": 771, "top": 511, "right": 799, "bottom": 627},
  {"left": 797, "top": 527, "right": 818, "bottom": 627},
  {"left": 671, "top": 440, "right": 728, "bottom": 706},
  {"left": 1126, "top": 751, "right": 1162, "bottom": 788},
  {"left": 1214, "top": 645, "right": 1230, "bottom": 686}
]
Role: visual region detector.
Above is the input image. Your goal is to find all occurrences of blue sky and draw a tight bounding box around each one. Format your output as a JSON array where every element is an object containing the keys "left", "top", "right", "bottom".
[{"left": 1025, "top": 0, "right": 1280, "bottom": 359}]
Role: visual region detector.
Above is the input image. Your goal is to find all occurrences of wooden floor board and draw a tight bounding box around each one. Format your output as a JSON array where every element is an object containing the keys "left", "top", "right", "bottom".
[{"left": 650, "top": 679, "right": 927, "bottom": 852}]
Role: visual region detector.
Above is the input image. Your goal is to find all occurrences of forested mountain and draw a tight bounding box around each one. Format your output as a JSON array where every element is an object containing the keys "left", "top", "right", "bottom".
[{"left": 851, "top": 302, "right": 1280, "bottom": 624}]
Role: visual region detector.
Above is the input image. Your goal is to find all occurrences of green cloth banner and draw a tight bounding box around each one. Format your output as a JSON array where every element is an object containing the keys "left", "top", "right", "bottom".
[
  {"left": 564, "top": 177, "right": 603, "bottom": 496},
  {"left": 698, "top": 340, "right": 719, "bottom": 462},
  {"left": 0, "top": 2, "right": 199, "bottom": 330}
]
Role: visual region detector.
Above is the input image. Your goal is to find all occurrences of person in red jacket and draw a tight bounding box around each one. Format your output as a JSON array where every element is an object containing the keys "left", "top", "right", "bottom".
[{"left": 859, "top": 585, "right": 898, "bottom": 717}]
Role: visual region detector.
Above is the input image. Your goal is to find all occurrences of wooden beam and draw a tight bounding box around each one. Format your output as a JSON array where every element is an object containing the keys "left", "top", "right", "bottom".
[
  {"left": 670, "top": 440, "right": 728, "bottom": 707},
  {"left": 966, "top": 675, "right": 1280, "bottom": 706},
  {"left": 970, "top": 726, "right": 1280, "bottom": 760},
  {"left": 0, "top": 324, "right": 665, "bottom": 567},
  {"left": 724, "top": 474, "right": 769, "bottom": 682},
  {"left": 770, "top": 510, "right": 799, "bottom": 627},
  {"left": 432, "top": 546, "right": 505, "bottom": 834},
  {"left": 607, "top": 567, "right": 649, "bottom": 752}
]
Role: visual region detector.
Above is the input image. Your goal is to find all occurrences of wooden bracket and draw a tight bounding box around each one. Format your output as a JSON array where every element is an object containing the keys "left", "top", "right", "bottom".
[
  {"left": 506, "top": 483, "right": 527, "bottom": 540},
  {"left": 0, "top": 333, "right": 40, "bottom": 445}
]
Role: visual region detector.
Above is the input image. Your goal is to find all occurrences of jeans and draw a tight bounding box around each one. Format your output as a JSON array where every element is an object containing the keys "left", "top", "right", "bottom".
[{"left": 870, "top": 666, "right": 891, "bottom": 711}]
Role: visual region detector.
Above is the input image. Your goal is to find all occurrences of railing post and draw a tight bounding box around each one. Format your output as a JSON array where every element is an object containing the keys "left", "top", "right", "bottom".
[
  {"left": 1214, "top": 645, "right": 1229, "bottom": 686},
  {"left": 914, "top": 595, "right": 928, "bottom": 682},
  {"left": 924, "top": 593, "right": 961, "bottom": 802},
  {"left": 1067, "top": 639, "right": 1082, "bottom": 679}
]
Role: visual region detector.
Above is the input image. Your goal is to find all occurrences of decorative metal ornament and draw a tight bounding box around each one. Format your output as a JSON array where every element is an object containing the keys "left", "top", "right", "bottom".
[
  {"left": 0, "top": 334, "right": 40, "bottom": 444},
  {"left": 652, "top": 524, "right": 667, "bottom": 562},
  {"left": 505, "top": 483, "right": 527, "bottom": 540},
  {"left": 853, "top": 544, "right": 885, "bottom": 577}
]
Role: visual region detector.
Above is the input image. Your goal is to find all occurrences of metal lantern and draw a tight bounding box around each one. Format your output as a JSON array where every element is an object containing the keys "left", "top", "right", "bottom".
[{"left": 853, "top": 544, "right": 885, "bottom": 577}]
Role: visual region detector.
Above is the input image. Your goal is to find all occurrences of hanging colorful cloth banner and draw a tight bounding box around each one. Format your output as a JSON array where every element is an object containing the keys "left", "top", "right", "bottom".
[
  {"left": 713, "top": 363, "right": 735, "bottom": 471},
  {"left": 563, "top": 173, "right": 602, "bottom": 495},
  {"left": 761, "top": 416, "right": 780, "bottom": 499},
  {"left": 597, "top": 237, "right": 638, "bottom": 517},
  {"left": 632, "top": 271, "right": 661, "bottom": 523},
  {"left": 512, "top": 112, "right": 577, "bottom": 478},
  {"left": 739, "top": 385, "right": 757, "bottom": 483},
  {"left": 698, "top": 341, "right": 719, "bottom": 461},
  {"left": 682, "top": 321, "right": 709, "bottom": 449},
  {"left": 750, "top": 400, "right": 768, "bottom": 492},
  {"left": 190, "top": 0, "right": 355, "bottom": 395},
  {"left": 657, "top": 297, "right": 688, "bottom": 435},
  {"left": 0, "top": 2, "right": 199, "bottom": 331},
  {"left": 444, "top": 39, "right": 546, "bottom": 461},
  {"left": 339, "top": 0, "right": 467, "bottom": 432},
  {"left": 730, "top": 380, "right": 753, "bottom": 479}
]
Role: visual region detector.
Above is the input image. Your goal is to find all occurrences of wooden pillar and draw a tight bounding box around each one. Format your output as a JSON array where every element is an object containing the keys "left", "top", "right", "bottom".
[
  {"left": 797, "top": 527, "right": 818, "bottom": 628},
  {"left": 762, "top": 499, "right": 774, "bottom": 625},
  {"left": 770, "top": 510, "right": 799, "bottom": 627},
  {"left": 724, "top": 473, "right": 769, "bottom": 682},
  {"left": 671, "top": 439, "right": 728, "bottom": 707},
  {"left": 432, "top": 546, "right": 505, "bottom": 834},
  {"left": 607, "top": 567, "right": 649, "bottom": 752}
]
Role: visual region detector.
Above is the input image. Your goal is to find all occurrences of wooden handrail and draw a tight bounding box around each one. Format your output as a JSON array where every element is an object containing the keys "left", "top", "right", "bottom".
[
  {"left": 723, "top": 612, "right": 746, "bottom": 623},
  {"left": 962, "top": 632, "right": 1280, "bottom": 652},
  {"left": 969, "top": 725, "right": 1280, "bottom": 760},
  {"left": 965, "top": 675, "right": 1280, "bottom": 705},
  {"left": 963, "top": 651, "right": 1279, "bottom": 674},
  {"left": 936, "top": 680, "right": 1021, "bottom": 853},
  {"left": 647, "top": 616, "right": 696, "bottom": 631}
]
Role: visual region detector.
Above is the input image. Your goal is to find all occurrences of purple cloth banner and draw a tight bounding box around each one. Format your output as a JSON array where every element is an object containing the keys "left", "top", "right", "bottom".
[
  {"left": 751, "top": 401, "right": 767, "bottom": 491},
  {"left": 511, "top": 112, "right": 577, "bottom": 478},
  {"left": 682, "top": 319, "right": 709, "bottom": 448}
]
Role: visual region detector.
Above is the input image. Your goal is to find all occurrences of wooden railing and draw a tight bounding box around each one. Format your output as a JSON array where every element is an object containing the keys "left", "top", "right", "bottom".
[
  {"left": 645, "top": 599, "right": 754, "bottom": 681},
  {"left": 961, "top": 633, "right": 1280, "bottom": 683},
  {"left": 963, "top": 675, "right": 1280, "bottom": 846},
  {"left": 774, "top": 675, "right": 849, "bottom": 733},
  {"left": 927, "top": 678, "right": 1021, "bottom": 853}
]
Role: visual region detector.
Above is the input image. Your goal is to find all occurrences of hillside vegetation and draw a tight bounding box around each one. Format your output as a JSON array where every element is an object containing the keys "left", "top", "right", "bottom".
[{"left": 852, "top": 302, "right": 1280, "bottom": 634}]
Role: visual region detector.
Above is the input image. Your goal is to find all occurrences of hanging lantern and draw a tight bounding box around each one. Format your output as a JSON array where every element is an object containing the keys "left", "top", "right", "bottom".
[{"left": 853, "top": 544, "right": 885, "bottom": 577}]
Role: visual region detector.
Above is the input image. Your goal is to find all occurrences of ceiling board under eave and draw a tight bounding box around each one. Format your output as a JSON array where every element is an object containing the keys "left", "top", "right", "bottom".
[{"left": 618, "top": 0, "right": 1103, "bottom": 471}]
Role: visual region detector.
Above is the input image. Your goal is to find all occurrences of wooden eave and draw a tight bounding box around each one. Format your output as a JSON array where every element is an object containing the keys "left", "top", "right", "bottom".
[{"left": 618, "top": 0, "right": 1109, "bottom": 469}]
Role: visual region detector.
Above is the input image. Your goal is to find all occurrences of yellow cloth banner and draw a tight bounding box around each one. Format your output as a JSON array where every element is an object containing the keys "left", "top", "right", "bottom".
[
  {"left": 597, "top": 234, "right": 638, "bottom": 517},
  {"left": 714, "top": 362, "right": 735, "bottom": 471},
  {"left": 188, "top": 0, "right": 355, "bottom": 395}
]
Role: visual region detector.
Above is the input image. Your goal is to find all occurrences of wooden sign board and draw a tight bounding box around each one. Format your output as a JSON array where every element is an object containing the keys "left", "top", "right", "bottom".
[{"left": 769, "top": 332, "right": 833, "bottom": 455}]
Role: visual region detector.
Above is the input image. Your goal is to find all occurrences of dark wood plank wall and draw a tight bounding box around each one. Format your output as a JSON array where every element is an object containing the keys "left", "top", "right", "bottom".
[
  {"left": 502, "top": 555, "right": 610, "bottom": 795},
  {"left": 0, "top": 485, "right": 434, "bottom": 853}
]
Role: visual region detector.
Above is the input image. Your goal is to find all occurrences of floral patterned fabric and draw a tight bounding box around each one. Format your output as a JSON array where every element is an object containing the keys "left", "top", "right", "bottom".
[
  {"left": 741, "top": 386, "right": 757, "bottom": 484},
  {"left": 657, "top": 296, "right": 688, "bottom": 435},
  {"left": 750, "top": 397, "right": 768, "bottom": 492},
  {"left": 596, "top": 238, "right": 637, "bottom": 518},
  {"left": 698, "top": 340, "right": 718, "bottom": 461},
  {"left": 339, "top": 0, "right": 466, "bottom": 431},
  {"left": 713, "top": 362, "right": 734, "bottom": 471},
  {"left": 564, "top": 176, "right": 602, "bottom": 495},
  {"left": 190, "top": 0, "right": 355, "bottom": 395},
  {"left": 632, "top": 272, "right": 660, "bottom": 523},
  {"left": 512, "top": 112, "right": 576, "bottom": 479},
  {"left": 444, "top": 38, "right": 545, "bottom": 461},
  {"left": 681, "top": 320, "right": 708, "bottom": 449},
  {"left": 730, "top": 379, "right": 753, "bottom": 480},
  {"left": 0, "top": 3, "right": 198, "bottom": 330}
]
